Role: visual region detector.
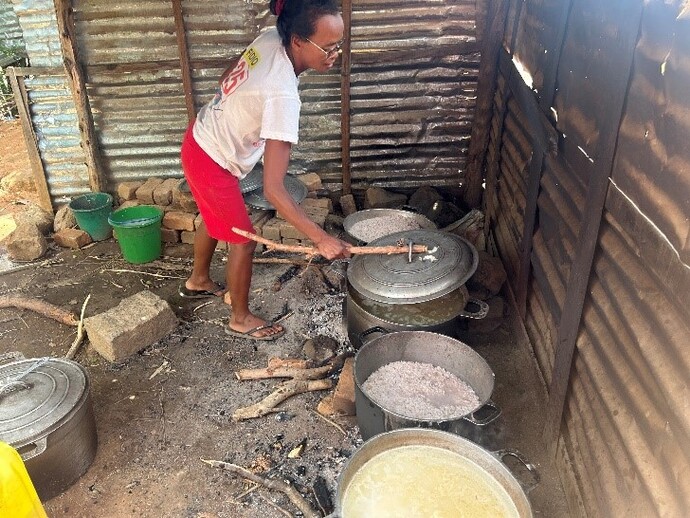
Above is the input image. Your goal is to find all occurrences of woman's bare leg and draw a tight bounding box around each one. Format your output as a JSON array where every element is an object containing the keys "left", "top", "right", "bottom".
[
  {"left": 226, "top": 241, "right": 283, "bottom": 337},
  {"left": 184, "top": 221, "right": 225, "bottom": 296}
]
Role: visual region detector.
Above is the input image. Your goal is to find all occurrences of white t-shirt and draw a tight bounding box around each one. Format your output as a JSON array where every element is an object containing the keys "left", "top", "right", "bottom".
[{"left": 193, "top": 28, "right": 301, "bottom": 179}]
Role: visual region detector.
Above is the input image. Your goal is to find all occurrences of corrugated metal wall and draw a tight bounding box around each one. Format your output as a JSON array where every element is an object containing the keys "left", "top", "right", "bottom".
[
  {"left": 0, "top": 0, "right": 24, "bottom": 55},
  {"left": 23, "top": 0, "right": 482, "bottom": 199},
  {"left": 485, "top": 0, "right": 690, "bottom": 516},
  {"left": 9, "top": 0, "right": 90, "bottom": 202}
]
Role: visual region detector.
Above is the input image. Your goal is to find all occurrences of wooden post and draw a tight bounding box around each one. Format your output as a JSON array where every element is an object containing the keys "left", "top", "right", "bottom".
[
  {"left": 53, "top": 0, "right": 105, "bottom": 193},
  {"left": 463, "top": 0, "right": 509, "bottom": 209},
  {"left": 172, "top": 0, "right": 196, "bottom": 123},
  {"left": 340, "top": 0, "right": 352, "bottom": 195},
  {"left": 6, "top": 68, "right": 53, "bottom": 212}
]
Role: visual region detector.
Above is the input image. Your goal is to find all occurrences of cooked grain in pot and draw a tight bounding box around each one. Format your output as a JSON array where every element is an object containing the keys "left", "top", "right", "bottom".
[
  {"left": 362, "top": 361, "right": 481, "bottom": 420},
  {"left": 349, "top": 215, "right": 422, "bottom": 242}
]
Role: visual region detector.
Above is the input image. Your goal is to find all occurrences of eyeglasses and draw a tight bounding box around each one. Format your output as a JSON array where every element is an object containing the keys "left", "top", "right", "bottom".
[{"left": 305, "top": 37, "right": 343, "bottom": 58}]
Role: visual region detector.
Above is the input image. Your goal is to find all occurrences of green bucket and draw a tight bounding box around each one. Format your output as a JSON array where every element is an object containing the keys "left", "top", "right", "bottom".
[
  {"left": 69, "top": 192, "right": 114, "bottom": 241},
  {"left": 108, "top": 205, "right": 164, "bottom": 264}
]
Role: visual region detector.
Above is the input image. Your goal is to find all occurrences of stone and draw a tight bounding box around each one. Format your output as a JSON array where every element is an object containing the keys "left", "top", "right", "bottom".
[
  {"left": 172, "top": 184, "right": 198, "bottom": 213},
  {"left": 466, "top": 251, "right": 507, "bottom": 299},
  {"left": 260, "top": 218, "right": 282, "bottom": 241},
  {"left": 116, "top": 181, "right": 144, "bottom": 201},
  {"left": 408, "top": 185, "right": 444, "bottom": 216},
  {"left": 84, "top": 290, "right": 178, "bottom": 363},
  {"left": 363, "top": 187, "right": 407, "bottom": 209},
  {"left": 301, "top": 197, "right": 332, "bottom": 212},
  {"left": 53, "top": 204, "right": 77, "bottom": 233},
  {"left": 117, "top": 200, "right": 140, "bottom": 210},
  {"left": 180, "top": 230, "right": 195, "bottom": 244},
  {"left": 331, "top": 358, "right": 356, "bottom": 416},
  {"left": 194, "top": 213, "right": 203, "bottom": 230},
  {"left": 5, "top": 222, "right": 48, "bottom": 262},
  {"left": 53, "top": 228, "right": 92, "bottom": 249},
  {"left": 339, "top": 194, "right": 357, "bottom": 216},
  {"left": 302, "top": 335, "right": 338, "bottom": 363},
  {"left": 135, "top": 178, "right": 164, "bottom": 204},
  {"left": 153, "top": 178, "right": 182, "bottom": 206},
  {"left": 13, "top": 203, "right": 54, "bottom": 235},
  {"left": 160, "top": 227, "right": 180, "bottom": 243}
]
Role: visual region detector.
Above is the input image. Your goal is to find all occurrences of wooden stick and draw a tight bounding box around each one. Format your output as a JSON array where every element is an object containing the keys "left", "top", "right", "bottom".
[
  {"left": 235, "top": 364, "right": 332, "bottom": 381},
  {"left": 65, "top": 294, "right": 91, "bottom": 360},
  {"left": 201, "top": 459, "right": 320, "bottom": 518},
  {"left": 0, "top": 295, "right": 78, "bottom": 326},
  {"left": 232, "top": 379, "right": 333, "bottom": 421},
  {"left": 232, "top": 227, "right": 427, "bottom": 255}
]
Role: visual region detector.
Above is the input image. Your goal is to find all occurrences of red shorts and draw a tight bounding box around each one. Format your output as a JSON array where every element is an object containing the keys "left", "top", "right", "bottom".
[{"left": 180, "top": 125, "right": 253, "bottom": 243}]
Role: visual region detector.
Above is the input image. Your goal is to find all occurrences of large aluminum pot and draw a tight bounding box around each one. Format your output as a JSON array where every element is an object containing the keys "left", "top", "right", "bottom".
[
  {"left": 354, "top": 330, "right": 500, "bottom": 441},
  {"left": 335, "top": 428, "right": 536, "bottom": 517},
  {"left": 346, "top": 283, "right": 488, "bottom": 348},
  {"left": 0, "top": 354, "right": 98, "bottom": 501}
]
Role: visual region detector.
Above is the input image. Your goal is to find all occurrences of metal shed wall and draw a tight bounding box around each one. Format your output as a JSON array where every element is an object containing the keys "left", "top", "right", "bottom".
[
  {"left": 8, "top": 0, "right": 89, "bottom": 202},
  {"left": 484, "top": 0, "right": 690, "bottom": 515},
  {"left": 0, "top": 0, "right": 24, "bottom": 54},
  {"left": 46, "top": 0, "right": 483, "bottom": 198}
]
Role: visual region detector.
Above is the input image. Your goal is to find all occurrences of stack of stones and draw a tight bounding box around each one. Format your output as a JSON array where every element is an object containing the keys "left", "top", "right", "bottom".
[{"left": 115, "top": 172, "right": 331, "bottom": 253}]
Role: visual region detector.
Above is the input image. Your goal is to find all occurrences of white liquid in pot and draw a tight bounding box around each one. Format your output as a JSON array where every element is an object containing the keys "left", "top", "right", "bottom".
[{"left": 341, "top": 445, "right": 520, "bottom": 518}]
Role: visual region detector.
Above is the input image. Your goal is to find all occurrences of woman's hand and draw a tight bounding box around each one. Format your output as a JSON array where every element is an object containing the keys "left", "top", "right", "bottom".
[{"left": 315, "top": 233, "right": 351, "bottom": 260}]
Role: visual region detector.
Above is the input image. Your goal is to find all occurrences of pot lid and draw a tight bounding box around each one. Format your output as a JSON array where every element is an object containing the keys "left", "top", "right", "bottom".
[
  {"left": 0, "top": 358, "right": 88, "bottom": 446},
  {"left": 347, "top": 230, "right": 478, "bottom": 304},
  {"left": 239, "top": 169, "right": 263, "bottom": 194},
  {"left": 244, "top": 174, "right": 307, "bottom": 210}
]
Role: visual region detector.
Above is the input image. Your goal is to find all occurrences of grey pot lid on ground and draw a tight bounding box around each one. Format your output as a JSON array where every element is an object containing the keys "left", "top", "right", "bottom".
[
  {"left": 347, "top": 229, "right": 479, "bottom": 304},
  {"left": 244, "top": 175, "right": 308, "bottom": 210},
  {"left": 0, "top": 357, "right": 88, "bottom": 445}
]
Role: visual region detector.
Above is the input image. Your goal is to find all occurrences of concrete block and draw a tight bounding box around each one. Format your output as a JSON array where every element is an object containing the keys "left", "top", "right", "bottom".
[
  {"left": 301, "top": 197, "right": 332, "bottom": 212},
  {"left": 163, "top": 210, "right": 196, "bottom": 231},
  {"left": 84, "top": 290, "right": 178, "bottom": 362},
  {"left": 280, "top": 221, "right": 308, "bottom": 240},
  {"left": 53, "top": 228, "right": 92, "bottom": 249},
  {"left": 281, "top": 238, "right": 300, "bottom": 247},
  {"left": 260, "top": 218, "right": 282, "bottom": 241},
  {"left": 135, "top": 178, "right": 164, "bottom": 204},
  {"left": 117, "top": 181, "right": 144, "bottom": 201},
  {"left": 153, "top": 178, "right": 182, "bottom": 206}
]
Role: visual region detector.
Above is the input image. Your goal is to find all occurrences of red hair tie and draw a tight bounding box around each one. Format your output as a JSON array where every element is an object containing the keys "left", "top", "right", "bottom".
[{"left": 275, "top": 0, "right": 286, "bottom": 16}]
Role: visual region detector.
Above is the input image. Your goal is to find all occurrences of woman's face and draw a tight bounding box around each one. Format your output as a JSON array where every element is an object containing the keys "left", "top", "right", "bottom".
[{"left": 294, "top": 14, "right": 344, "bottom": 74}]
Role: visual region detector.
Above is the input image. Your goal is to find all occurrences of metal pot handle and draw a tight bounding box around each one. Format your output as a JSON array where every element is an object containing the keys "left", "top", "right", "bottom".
[
  {"left": 17, "top": 438, "right": 48, "bottom": 462},
  {"left": 457, "top": 298, "right": 489, "bottom": 320},
  {"left": 358, "top": 326, "right": 391, "bottom": 345},
  {"left": 463, "top": 399, "right": 501, "bottom": 426},
  {"left": 493, "top": 448, "right": 540, "bottom": 493}
]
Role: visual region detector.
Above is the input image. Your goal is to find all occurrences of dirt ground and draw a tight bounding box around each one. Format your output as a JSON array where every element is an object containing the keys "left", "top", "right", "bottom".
[{"left": 0, "top": 119, "right": 572, "bottom": 517}]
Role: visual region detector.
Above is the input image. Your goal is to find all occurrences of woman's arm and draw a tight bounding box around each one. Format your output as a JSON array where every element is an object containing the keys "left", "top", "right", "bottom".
[{"left": 262, "top": 139, "right": 350, "bottom": 260}]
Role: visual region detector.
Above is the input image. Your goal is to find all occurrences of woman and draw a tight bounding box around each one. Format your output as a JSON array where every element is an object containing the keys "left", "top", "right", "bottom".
[{"left": 179, "top": 0, "right": 351, "bottom": 341}]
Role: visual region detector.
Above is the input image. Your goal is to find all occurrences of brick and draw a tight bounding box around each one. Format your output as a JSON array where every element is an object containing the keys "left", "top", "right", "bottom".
[
  {"left": 162, "top": 210, "right": 196, "bottom": 231},
  {"left": 301, "top": 197, "right": 332, "bottom": 212},
  {"left": 249, "top": 209, "right": 272, "bottom": 228},
  {"left": 160, "top": 227, "right": 180, "bottom": 243},
  {"left": 135, "top": 178, "right": 164, "bottom": 204},
  {"left": 279, "top": 221, "right": 308, "bottom": 240},
  {"left": 180, "top": 230, "right": 195, "bottom": 244},
  {"left": 172, "top": 183, "right": 198, "bottom": 213},
  {"left": 153, "top": 178, "right": 182, "bottom": 206},
  {"left": 364, "top": 187, "right": 407, "bottom": 209},
  {"left": 297, "top": 172, "right": 322, "bottom": 191},
  {"left": 331, "top": 358, "right": 355, "bottom": 415},
  {"left": 84, "top": 290, "right": 178, "bottom": 362},
  {"left": 117, "top": 181, "right": 144, "bottom": 201},
  {"left": 281, "top": 238, "right": 300, "bottom": 247},
  {"left": 339, "top": 194, "right": 357, "bottom": 216},
  {"left": 260, "top": 218, "right": 282, "bottom": 241},
  {"left": 52, "top": 228, "right": 92, "bottom": 249}
]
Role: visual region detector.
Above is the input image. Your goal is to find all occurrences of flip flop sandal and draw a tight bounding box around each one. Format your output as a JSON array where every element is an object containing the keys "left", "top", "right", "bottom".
[
  {"left": 224, "top": 322, "right": 285, "bottom": 341},
  {"left": 178, "top": 283, "right": 226, "bottom": 299}
]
